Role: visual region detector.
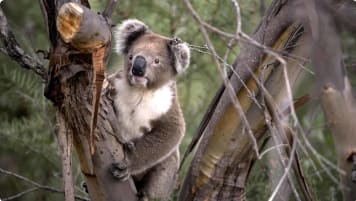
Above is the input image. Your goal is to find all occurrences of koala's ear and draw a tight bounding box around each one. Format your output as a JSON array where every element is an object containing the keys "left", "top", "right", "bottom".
[
  {"left": 114, "top": 19, "right": 148, "bottom": 54},
  {"left": 169, "top": 38, "right": 191, "bottom": 74}
]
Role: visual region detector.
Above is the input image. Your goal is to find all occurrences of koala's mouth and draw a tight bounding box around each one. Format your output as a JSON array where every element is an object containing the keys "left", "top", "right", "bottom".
[{"left": 128, "top": 73, "right": 148, "bottom": 87}]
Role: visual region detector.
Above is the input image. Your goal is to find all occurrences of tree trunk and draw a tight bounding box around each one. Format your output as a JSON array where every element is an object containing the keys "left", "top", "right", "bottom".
[
  {"left": 2, "top": 1, "right": 356, "bottom": 201},
  {"left": 320, "top": 85, "right": 356, "bottom": 201},
  {"left": 305, "top": 1, "right": 356, "bottom": 200},
  {"left": 39, "top": 1, "right": 138, "bottom": 200},
  {"left": 179, "top": 0, "right": 311, "bottom": 200}
]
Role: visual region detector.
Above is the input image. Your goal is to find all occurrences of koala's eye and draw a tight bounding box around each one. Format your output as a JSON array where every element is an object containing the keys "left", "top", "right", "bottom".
[
  {"left": 129, "top": 55, "right": 133, "bottom": 60},
  {"left": 154, "top": 58, "right": 160, "bottom": 64}
]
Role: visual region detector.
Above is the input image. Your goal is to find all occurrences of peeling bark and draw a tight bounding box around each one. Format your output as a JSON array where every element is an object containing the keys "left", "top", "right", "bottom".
[{"left": 39, "top": 1, "right": 138, "bottom": 200}]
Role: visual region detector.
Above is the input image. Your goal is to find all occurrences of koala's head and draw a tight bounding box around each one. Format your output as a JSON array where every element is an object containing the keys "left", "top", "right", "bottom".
[{"left": 114, "top": 19, "right": 190, "bottom": 90}]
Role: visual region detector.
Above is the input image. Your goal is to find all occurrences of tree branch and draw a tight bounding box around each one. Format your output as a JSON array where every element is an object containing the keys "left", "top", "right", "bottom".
[
  {"left": 103, "top": 0, "right": 118, "bottom": 18},
  {"left": 56, "top": 111, "right": 75, "bottom": 201},
  {"left": 0, "top": 7, "right": 47, "bottom": 81},
  {"left": 38, "top": 0, "right": 57, "bottom": 47},
  {"left": 3, "top": 187, "right": 39, "bottom": 201},
  {"left": 179, "top": 0, "right": 310, "bottom": 200},
  {"left": 182, "top": 0, "right": 260, "bottom": 157},
  {"left": 47, "top": 1, "right": 138, "bottom": 200},
  {"left": 0, "top": 167, "right": 89, "bottom": 201}
]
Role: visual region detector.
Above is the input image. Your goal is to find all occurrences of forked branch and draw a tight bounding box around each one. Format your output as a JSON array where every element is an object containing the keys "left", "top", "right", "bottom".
[{"left": 0, "top": 7, "right": 47, "bottom": 80}]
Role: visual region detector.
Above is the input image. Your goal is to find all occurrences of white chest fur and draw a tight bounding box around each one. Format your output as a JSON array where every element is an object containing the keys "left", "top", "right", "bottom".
[{"left": 113, "top": 79, "right": 173, "bottom": 142}]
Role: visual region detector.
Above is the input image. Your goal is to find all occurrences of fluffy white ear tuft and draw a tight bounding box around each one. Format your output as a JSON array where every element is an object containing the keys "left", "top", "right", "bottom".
[
  {"left": 171, "top": 40, "right": 190, "bottom": 74},
  {"left": 114, "top": 19, "right": 148, "bottom": 54}
]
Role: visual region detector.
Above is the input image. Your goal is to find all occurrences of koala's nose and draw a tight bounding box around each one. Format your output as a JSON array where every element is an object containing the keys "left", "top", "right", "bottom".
[{"left": 132, "top": 56, "right": 146, "bottom": 77}]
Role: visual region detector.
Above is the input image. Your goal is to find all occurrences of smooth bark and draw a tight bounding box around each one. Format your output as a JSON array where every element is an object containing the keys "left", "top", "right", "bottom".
[{"left": 303, "top": 1, "right": 356, "bottom": 200}]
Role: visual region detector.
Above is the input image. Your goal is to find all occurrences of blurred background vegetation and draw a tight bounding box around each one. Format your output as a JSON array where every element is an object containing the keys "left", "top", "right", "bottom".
[{"left": 0, "top": 0, "right": 354, "bottom": 200}]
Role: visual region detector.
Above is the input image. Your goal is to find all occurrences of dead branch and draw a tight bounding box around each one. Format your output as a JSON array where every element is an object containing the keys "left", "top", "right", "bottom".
[
  {"left": 0, "top": 7, "right": 47, "bottom": 80},
  {"left": 56, "top": 111, "right": 75, "bottom": 201},
  {"left": 56, "top": 2, "right": 111, "bottom": 51}
]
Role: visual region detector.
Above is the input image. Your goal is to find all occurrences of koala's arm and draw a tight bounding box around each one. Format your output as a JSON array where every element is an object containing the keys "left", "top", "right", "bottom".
[{"left": 127, "top": 100, "right": 184, "bottom": 175}]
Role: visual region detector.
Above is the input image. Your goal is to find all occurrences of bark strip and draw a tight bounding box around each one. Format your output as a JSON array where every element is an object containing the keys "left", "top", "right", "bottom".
[{"left": 56, "top": 111, "right": 75, "bottom": 201}]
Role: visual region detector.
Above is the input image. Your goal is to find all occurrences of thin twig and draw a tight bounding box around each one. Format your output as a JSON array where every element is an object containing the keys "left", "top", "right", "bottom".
[
  {"left": 0, "top": 7, "right": 47, "bottom": 81},
  {"left": 185, "top": 11, "right": 301, "bottom": 68},
  {"left": 267, "top": 126, "right": 300, "bottom": 201},
  {"left": 231, "top": 0, "right": 242, "bottom": 34},
  {"left": 222, "top": 0, "right": 241, "bottom": 76},
  {"left": 183, "top": 0, "right": 260, "bottom": 157},
  {"left": 189, "top": 44, "right": 263, "bottom": 110},
  {"left": 259, "top": 92, "right": 301, "bottom": 201},
  {"left": 0, "top": 167, "right": 89, "bottom": 201},
  {"left": 233, "top": 33, "right": 305, "bottom": 200},
  {"left": 259, "top": 143, "right": 289, "bottom": 159},
  {"left": 3, "top": 187, "right": 39, "bottom": 201},
  {"left": 185, "top": 0, "right": 302, "bottom": 134}
]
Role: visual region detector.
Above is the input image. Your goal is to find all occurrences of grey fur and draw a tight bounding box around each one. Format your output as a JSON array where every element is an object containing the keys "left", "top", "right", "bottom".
[{"left": 110, "top": 19, "right": 190, "bottom": 201}]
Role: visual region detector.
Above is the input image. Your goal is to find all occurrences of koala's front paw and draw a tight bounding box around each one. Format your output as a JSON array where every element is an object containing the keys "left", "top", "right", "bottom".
[
  {"left": 109, "top": 162, "right": 129, "bottom": 181},
  {"left": 169, "top": 37, "right": 190, "bottom": 74}
]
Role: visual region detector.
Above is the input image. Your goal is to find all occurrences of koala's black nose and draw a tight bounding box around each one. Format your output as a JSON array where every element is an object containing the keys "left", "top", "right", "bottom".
[{"left": 132, "top": 56, "right": 146, "bottom": 77}]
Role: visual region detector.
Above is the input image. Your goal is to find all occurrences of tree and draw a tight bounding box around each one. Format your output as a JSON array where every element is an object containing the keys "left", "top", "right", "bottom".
[
  {"left": 179, "top": 0, "right": 356, "bottom": 200},
  {"left": 0, "top": 0, "right": 355, "bottom": 201}
]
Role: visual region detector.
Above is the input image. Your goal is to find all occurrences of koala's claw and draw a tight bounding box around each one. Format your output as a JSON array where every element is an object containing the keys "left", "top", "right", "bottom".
[
  {"left": 124, "top": 141, "right": 135, "bottom": 151},
  {"left": 170, "top": 37, "right": 182, "bottom": 46},
  {"left": 109, "top": 162, "right": 129, "bottom": 181}
]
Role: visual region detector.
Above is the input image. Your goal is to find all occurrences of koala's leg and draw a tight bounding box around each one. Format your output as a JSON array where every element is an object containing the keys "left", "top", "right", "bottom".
[{"left": 135, "top": 150, "right": 179, "bottom": 201}]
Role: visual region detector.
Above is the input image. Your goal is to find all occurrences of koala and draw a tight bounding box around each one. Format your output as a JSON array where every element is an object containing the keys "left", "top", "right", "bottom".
[{"left": 108, "top": 19, "right": 190, "bottom": 201}]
